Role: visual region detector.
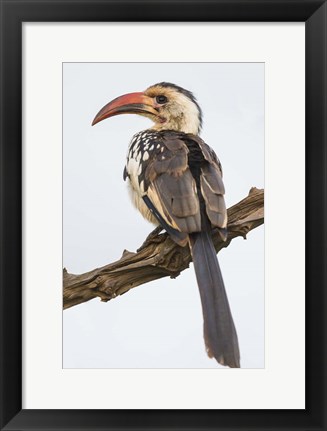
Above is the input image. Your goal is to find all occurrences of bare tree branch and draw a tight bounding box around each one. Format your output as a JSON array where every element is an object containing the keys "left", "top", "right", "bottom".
[{"left": 63, "top": 187, "right": 264, "bottom": 310}]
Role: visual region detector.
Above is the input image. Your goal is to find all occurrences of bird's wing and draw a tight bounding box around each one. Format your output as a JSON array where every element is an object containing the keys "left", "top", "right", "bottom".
[
  {"left": 184, "top": 135, "right": 227, "bottom": 233},
  {"left": 144, "top": 135, "right": 202, "bottom": 236},
  {"left": 143, "top": 133, "right": 227, "bottom": 242}
]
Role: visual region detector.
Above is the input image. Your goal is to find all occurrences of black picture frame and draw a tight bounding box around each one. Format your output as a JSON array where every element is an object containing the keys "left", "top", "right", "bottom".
[{"left": 1, "top": 1, "right": 326, "bottom": 430}]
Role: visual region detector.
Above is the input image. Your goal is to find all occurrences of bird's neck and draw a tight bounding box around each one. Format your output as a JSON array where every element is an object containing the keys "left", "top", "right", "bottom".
[{"left": 150, "top": 117, "right": 200, "bottom": 135}]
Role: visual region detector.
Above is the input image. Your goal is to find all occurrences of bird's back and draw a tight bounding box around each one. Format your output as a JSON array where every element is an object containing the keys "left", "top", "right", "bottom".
[{"left": 124, "top": 130, "right": 227, "bottom": 244}]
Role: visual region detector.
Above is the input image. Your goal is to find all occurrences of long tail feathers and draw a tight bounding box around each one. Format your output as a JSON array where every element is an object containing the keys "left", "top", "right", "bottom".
[{"left": 189, "top": 231, "right": 240, "bottom": 368}]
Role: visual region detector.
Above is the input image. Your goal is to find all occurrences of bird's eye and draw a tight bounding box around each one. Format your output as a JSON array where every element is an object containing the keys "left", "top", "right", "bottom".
[{"left": 156, "top": 95, "right": 168, "bottom": 104}]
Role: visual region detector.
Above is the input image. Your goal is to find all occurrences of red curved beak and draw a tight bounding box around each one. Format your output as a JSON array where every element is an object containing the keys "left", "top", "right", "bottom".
[{"left": 92, "top": 92, "right": 159, "bottom": 126}]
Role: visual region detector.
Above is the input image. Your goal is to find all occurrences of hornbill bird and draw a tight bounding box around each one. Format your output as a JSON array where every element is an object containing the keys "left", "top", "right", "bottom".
[{"left": 92, "top": 82, "right": 240, "bottom": 368}]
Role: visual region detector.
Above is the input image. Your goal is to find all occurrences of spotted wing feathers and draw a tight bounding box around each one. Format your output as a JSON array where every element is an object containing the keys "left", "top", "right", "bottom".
[{"left": 142, "top": 133, "right": 226, "bottom": 243}]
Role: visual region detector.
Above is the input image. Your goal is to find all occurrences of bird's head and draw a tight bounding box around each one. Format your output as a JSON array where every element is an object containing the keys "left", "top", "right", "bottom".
[{"left": 92, "top": 82, "right": 202, "bottom": 135}]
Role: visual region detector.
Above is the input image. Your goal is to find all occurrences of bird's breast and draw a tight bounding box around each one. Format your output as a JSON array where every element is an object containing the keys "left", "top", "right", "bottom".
[
  {"left": 125, "top": 130, "right": 161, "bottom": 195},
  {"left": 124, "top": 131, "right": 162, "bottom": 225}
]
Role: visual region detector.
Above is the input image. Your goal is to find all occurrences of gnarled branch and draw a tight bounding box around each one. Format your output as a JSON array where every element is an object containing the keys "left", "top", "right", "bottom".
[{"left": 63, "top": 187, "right": 264, "bottom": 310}]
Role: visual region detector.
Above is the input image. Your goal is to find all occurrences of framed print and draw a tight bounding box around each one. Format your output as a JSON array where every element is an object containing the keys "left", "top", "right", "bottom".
[{"left": 1, "top": 1, "right": 326, "bottom": 430}]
